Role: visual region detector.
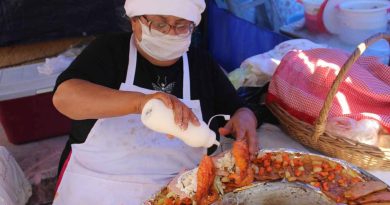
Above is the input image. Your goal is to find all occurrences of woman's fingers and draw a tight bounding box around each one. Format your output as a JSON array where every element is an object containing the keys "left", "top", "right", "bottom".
[
  {"left": 218, "top": 127, "right": 229, "bottom": 136},
  {"left": 154, "top": 92, "right": 173, "bottom": 109},
  {"left": 247, "top": 128, "right": 259, "bottom": 160},
  {"left": 175, "top": 104, "right": 200, "bottom": 130},
  {"left": 172, "top": 99, "right": 184, "bottom": 129},
  {"left": 219, "top": 121, "right": 233, "bottom": 136},
  {"left": 182, "top": 107, "right": 192, "bottom": 130},
  {"left": 148, "top": 92, "right": 199, "bottom": 130},
  {"left": 181, "top": 107, "right": 201, "bottom": 129},
  {"left": 189, "top": 110, "right": 200, "bottom": 126},
  {"left": 221, "top": 108, "right": 259, "bottom": 160},
  {"left": 235, "top": 128, "right": 246, "bottom": 141}
]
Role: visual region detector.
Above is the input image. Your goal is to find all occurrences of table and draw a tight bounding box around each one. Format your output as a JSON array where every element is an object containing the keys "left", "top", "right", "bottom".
[{"left": 280, "top": 19, "right": 390, "bottom": 65}]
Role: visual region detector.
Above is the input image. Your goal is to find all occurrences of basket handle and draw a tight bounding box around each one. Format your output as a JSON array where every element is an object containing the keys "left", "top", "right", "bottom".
[{"left": 311, "top": 32, "right": 390, "bottom": 143}]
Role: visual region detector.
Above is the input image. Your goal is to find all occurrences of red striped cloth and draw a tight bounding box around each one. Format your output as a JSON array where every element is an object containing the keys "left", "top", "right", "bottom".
[{"left": 267, "top": 48, "right": 390, "bottom": 132}]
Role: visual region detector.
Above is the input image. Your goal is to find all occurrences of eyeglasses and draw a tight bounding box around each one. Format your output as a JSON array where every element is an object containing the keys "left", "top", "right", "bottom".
[{"left": 139, "top": 16, "right": 195, "bottom": 37}]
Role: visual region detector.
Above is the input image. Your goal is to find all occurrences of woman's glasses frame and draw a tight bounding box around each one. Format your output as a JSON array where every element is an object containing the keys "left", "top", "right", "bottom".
[{"left": 138, "top": 15, "right": 195, "bottom": 37}]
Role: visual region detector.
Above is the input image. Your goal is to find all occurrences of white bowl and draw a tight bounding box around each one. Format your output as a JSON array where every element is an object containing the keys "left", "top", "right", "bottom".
[{"left": 337, "top": 0, "right": 390, "bottom": 45}]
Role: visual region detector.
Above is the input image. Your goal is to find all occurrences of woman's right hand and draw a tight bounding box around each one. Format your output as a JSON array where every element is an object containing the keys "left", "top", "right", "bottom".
[{"left": 139, "top": 92, "right": 200, "bottom": 130}]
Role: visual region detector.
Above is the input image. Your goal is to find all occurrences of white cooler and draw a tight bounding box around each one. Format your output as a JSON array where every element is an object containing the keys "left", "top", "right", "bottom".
[{"left": 0, "top": 63, "right": 71, "bottom": 144}]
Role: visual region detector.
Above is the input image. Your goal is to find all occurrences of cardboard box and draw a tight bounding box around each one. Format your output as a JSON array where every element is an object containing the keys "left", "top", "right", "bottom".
[{"left": 0, "top": 63, "right": 71, "bottom": 144}]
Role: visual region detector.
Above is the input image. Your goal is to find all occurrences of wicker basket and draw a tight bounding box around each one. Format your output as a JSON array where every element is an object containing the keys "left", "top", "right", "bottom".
[{"left": 266, "top": 33, "right": 390, "bottom": 170}]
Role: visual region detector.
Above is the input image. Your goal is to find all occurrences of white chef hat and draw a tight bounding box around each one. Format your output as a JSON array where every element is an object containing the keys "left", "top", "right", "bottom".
[{"left": 124, "top": 0, "right": 206, "bottom": 26}]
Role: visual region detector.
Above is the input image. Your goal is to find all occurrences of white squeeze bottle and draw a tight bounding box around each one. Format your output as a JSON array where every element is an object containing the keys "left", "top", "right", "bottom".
[{"left": 141, "top": 99, "right": 220, "bottom": 148}]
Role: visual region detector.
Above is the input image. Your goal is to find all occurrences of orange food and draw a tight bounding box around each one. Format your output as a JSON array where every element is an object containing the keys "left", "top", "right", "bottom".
[
  {"left": 180, "top": 198, "right": 193, "bottom": 205},
  {"left": 319, "top": 171, "right": 329, "bottom": 177},
  {"left": 232, "top": 140, "right": 249, "bottom": 172},
  {"left": 311, "top": 182, "right": 321, "bottom": 188},
  {"left": 259, "top": 167, "right": 265, "bottom": 176},
  {"left": 294, "top": 169, "right": 302, "bottom": 177},
  {"left": 230, "top": 140, "right": 254, "bottom": 186},
  {"left": 195, "top": 155, "right": 216, "bottom": 204},
  {"left": 164, "top": 198, "right": 174, "bottom": 205},
  {"left": 282, "top": 153, "right": 289, "bottom": 162},
  {"left": 322, "top": 182, "right": 329, "bottom": 191},
  {"left": 197, "top": 188, "right": 219, "bottom": 205},
  {"left": 293, "top": 158, "right": 303, "bottom": 167},
  {"left": 328, "top": 173, "right": 335, "bottom": 181},
  {"left": 334, "top": 164, "right": 343, "bottom": 172},
  {"left": 150, "top": 151, "right": 390, "bottom": 205},
  {"left": 263, "top": 159, "right": 271, "bottom": 167},
  {"left": 351, "top": 177, "right": 362, "bottom": 183},
  {"left": 322, "top": 162, "right": 330, "bottom": 170}
]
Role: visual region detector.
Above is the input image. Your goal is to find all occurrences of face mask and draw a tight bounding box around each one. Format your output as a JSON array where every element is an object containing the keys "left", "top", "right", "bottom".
[{"left": 136, "top": 20, "right": 192, "bottom": 61}]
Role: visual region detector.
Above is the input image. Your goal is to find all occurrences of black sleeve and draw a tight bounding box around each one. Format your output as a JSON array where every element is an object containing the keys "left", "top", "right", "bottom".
[
  {"left": 54, "top": 35, "right": 125, "bottom": 91},
  {"left": 236, "top": 85, "right": 275, "bottom": 128},
  {"left": 203, "top": 53, "right": 246, "bottom": 146},
  {"left": 208, "top": 54, "right": 245, "bottom": 115},
  {"left": 207, "top": 53, "right": 270, "bottom": 129}
]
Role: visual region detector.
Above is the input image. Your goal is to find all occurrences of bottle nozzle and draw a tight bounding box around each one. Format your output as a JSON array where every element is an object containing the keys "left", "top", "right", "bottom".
[{"left": 204, "top": 130, "right": 219, "bottom": 148}]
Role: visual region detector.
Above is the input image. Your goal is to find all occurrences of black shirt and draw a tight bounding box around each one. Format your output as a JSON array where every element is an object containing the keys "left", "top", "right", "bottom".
[{"left": 55, "top": 32, "right": 245, "bottom": 171}]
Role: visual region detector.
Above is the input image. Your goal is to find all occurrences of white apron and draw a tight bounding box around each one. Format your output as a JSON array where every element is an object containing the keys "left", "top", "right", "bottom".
[{"left": 53, "top": 35, "right": 206, "bottom": 205}]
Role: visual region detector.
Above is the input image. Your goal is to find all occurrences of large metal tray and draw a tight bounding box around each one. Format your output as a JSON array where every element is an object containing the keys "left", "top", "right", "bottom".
[
  {"left": 216, "top": 181, "right": 336, "bottom": 205},
  {"left": 147, "top": 149, "right": 386, "bottom": 205},
  {"left": 213, "top": 149, "right": 384, "bottom": 205}
]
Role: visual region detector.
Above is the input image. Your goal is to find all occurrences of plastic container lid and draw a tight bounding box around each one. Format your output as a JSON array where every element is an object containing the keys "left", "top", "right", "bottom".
[{"left": 0, "top": 63, "right": 60, "bottom": 101}]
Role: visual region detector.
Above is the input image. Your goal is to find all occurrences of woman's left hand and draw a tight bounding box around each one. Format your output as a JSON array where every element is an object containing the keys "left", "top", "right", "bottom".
[{"left": 218, "top": 107, "right": 258, "bottom": 160}]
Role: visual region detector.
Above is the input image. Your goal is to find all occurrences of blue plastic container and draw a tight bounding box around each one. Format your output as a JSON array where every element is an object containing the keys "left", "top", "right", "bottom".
[{"left": 207, "top": 0, "right": 290, "bottom": 72}]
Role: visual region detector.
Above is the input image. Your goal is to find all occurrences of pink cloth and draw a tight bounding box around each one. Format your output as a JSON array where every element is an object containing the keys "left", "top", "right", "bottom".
[{"left": 267, "top": 48, "right": 390, "bottom": 132}]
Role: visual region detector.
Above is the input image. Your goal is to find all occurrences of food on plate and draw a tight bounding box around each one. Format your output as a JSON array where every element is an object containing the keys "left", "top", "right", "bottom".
[
  {"left": 221, "top": 140, "right": 254, "bottom": 192},
  {"left": 147, "top": 142, "right": 390, "bottom": 205},
  {"left": 147, "top": 141, "right": 254, "bottom": 204}
]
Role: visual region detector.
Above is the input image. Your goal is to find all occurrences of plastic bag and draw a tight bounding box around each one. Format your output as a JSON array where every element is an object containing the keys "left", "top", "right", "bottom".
[
  {"left": 228, "top": 39, "right": 326, "bottom": 89},
  {"left": 37, "top": 55, "right": 74, "bottom": 75},
  {"left": 326, "top": 117, "right": 381, "bottom": 146},
  {"left": 37, "top": 45, "right": 87, "bottom": 75},
  {"left": 228, "top": 66, "right": 270, "bottom": 89},
  {"left": 0, "top": 147, "right": 32, "bottom": 205}
]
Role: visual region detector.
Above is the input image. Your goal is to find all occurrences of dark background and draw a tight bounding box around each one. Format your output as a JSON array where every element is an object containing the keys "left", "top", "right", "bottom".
[
  {"left": 0, "top": 0, "right": 288, "bottom": 71},
  {"left": 0, "top": 0, "right": 130, "bottom": 46}
]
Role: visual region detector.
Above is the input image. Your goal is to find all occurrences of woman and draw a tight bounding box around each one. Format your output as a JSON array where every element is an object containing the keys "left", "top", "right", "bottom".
[{"left": 52, "top": 0, "right": 258, "bottom": 204}]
